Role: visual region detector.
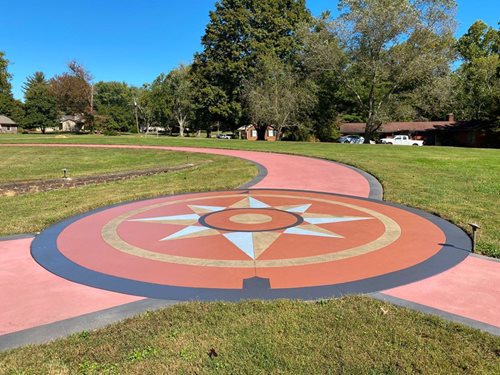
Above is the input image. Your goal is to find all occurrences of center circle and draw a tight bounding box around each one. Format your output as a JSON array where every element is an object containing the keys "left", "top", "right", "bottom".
[
  {"left": 199, "top": 208, "right": 304, "bottom": 232},
  {"left": 229, "top": 213, "right": 273, "bottom": 224}
]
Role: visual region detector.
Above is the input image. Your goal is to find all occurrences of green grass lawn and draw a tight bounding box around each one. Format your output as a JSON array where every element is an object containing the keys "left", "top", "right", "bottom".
[
  {"left": 1, "top": 297, "right": 499, "bottom": 374},
  {"left": 0, "top": 146, "right": 205, "bottom": 183},
  {"left": 1, "top": 133, "right": 498, "bottom": 257},
  {"left": 0, "top": 146, "right": 256, "bottom": 235}
]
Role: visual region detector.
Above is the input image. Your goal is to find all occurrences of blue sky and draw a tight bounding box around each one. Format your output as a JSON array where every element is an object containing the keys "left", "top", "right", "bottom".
[{"left": 1, "top": 0, "right": 498, "bottom": 100}]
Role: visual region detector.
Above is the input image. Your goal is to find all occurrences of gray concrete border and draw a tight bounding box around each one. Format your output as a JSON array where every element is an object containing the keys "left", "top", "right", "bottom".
[
  {"left": 371, "top": 292, "right": 499, "bottom": 336},
  {"left": 0, "top": 299, "right": 179, "bottom": 352}
]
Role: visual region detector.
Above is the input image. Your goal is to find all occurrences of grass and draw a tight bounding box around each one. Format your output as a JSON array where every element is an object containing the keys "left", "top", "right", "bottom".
[
  {"left": 0, "top": 146, "right": 206, "bottom": 183},
  {"left": 1, "top": 133, "right": 498, "bottom": 257},
  {"left": 1, "top": 297, "right": 499, "bottom": 374},
  {"left": 0, "top": 148, "right": 256, "bottom": 235}
]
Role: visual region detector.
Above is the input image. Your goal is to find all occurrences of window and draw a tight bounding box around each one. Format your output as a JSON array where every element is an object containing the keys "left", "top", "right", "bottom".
[
  {"left": 251, "top": 130, "right": 257, "bottom": 137},
  {"left": 268, "top": 129, "right": 274, "bottom": 137}
]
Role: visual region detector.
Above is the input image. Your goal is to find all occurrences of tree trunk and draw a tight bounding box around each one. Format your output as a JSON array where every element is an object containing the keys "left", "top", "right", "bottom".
[
  {"left": 364, "top": 116, "right": 376, "bottom": 144},
  {"left": 178, "top": 118, "right": 185, "bottom": 137}
]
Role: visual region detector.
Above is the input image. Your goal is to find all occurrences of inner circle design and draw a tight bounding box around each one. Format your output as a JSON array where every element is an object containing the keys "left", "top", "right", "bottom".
[
  {"left": 199, "top": 208, "right": 304, "bottom": 232},
  {"left": 230, "top": 213, "right": 272, "bottom": 224}
]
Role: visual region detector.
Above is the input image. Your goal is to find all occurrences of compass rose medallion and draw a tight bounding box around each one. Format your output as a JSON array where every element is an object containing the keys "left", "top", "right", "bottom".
[{"left": 32, "top": 188, "right": 467, "bottom": 300}]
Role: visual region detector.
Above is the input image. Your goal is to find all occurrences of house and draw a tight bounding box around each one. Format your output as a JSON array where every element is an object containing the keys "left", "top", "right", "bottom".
[
  {"left": 237, "top": 125, "right": 276, "bottom": 141},
  {"left": 0, "top": 115, "right": 18, "bottom": 133},
  {"left": 60, "top": 115, "right": 85, "bottom": 132},
  {"left": 340, "top": 114, "right": 499, "bottom": 147}
]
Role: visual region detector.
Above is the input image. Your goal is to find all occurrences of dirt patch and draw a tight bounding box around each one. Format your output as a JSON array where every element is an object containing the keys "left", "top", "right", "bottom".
[{"left": 0, "top": 163, "right": 205, "bottom": 196}]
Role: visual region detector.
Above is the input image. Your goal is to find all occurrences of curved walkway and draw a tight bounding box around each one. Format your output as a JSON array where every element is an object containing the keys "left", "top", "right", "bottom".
[
  {"left": 0, "top": 144, "right": 498, "bottom": 350},
  {"left": 0, "top": 143, "right": 382, "bottom": 198}
]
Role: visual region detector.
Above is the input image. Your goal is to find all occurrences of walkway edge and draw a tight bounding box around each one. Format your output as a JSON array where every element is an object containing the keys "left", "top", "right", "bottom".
[
  {"left": 370, "top": 292, "right": 500, "bottom": 336},
  {"left": 0, "top": 299, "right": 180, "bottom": 352}
]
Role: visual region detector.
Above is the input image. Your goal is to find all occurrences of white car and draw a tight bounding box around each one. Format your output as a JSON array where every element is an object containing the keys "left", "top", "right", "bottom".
[{"left": 380, "top": 135, "right": 424, "bottom": 146}]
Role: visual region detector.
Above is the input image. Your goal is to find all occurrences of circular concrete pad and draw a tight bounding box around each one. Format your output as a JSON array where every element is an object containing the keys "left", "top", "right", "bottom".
[{"left": 32, "top": 189, "right": 470, "bottom": 300}]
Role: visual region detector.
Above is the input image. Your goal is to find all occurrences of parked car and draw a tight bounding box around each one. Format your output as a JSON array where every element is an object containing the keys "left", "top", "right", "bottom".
[
  {"left": 380, "top": 135, "right": 424, "bottom": 146},
  {"left": 216, "top": 134, "right": 232, "bottom": 139},
  {"left": 338, "top": 135, "right": 365, "bottom": 144}
]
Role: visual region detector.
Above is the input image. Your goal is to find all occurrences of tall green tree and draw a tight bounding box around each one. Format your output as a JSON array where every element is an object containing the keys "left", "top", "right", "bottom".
[
  {"left": 454, "top": 21, "right": 500, "bottom": 121},
  {"left": 164, "top": 65, "right": 193, "bottom": 137},
  {"left": 300, "top": 15, "right": 350, "bottom": 140},
  {"left": 309, "top": 0, "right": 456, "bottom": 141},
  {"left": 22, "top": 72, "right": 58, "bottom": 133},
  {"left": 94, "top": 81, "right": 136, "bottom": 132},
  {"left": 0, "top": 51, "right": 24, "bottom": 123},
  {"left": 0, "top": 51, "right": 12, "bottom": 95},
  {"left": 191, "top": 0, "right": 311, "bottom": 133},
  {"left": 136, "top": 78, "right": 171, "bottom": 134},
  {"left": 243, "top": 54, "right": 316, "bottom": 140}
]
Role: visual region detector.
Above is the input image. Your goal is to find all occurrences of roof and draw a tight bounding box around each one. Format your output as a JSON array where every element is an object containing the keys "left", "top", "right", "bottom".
[
  {"left": 0, "top": 115, "right": 16, "bottom": 125},
  {"left": 60, "top": 115, "right": 84, "bottom": 123},
  {"left": 340, "top": 121, "right": 457, "bottom": 134},
  {"left": 237, "top": 124, "right": 275, "bottom": 131}
]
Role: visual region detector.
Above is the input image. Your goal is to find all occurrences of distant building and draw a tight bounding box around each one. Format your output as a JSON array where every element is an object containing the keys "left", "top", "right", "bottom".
[
  {"left": 0, "top": 115, "right": 17, "bottom": 133},
  {"left": 340, "top": 114, "right": 499, "bottom": 148},
  {"left": 60, "top": 115, "right": 85, "bottom": 132},
  {"left": 237, "top": 125, "right": 276, "bottom": 141}
]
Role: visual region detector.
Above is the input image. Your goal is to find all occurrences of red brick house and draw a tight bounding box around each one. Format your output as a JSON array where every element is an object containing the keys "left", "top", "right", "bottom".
[
  {"left": 0, "top": 115, "right": 17, "bottom": 133},
  {"left": 340, "top": 114, "right": 499, "bottom": 147},
  {"left": 237, "top": 125, "right": 276, "bottom": 141}
]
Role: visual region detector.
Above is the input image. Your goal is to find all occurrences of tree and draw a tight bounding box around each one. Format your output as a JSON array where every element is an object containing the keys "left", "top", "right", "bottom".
[
  {"left": 164, "top": 65, "right": 193, "bottom": 137},
  {"left": 51, "top": 61, "right": 93, "bottom": 128},
  {"left": 300, "top": 15, "right": 350, "bottom": 141},
  {"left": 243, "top": 54, "right": 316, "bottom": 140},
  {"left": 22, "top": 72, "right": 58, "bottom": 133},
  {"left": 135, "top": 79, "right": 171, "bottom": 134},
  {"left": 454, "top": 21, "right": 500, "bottom": 121},
  {"left": 94, "top": 81, "right": 136, "bottom": 132},
  {"left": 407, "top": 74, "right": 454, "bottom": 120},
  {"left": 0, "top": 51, "right": 24, "bottom": 124},
  {"left": 191, "top": 0, "right": 311, "bottom": 132},
  {"left": 456, "top": 20, "right": 499, "bottom": 61},
  {"left": 310, "top": 0, "right": 456, "bottom": 141},
  {"left": 0, "top": 51, "right": 12, "bottom": 96}
]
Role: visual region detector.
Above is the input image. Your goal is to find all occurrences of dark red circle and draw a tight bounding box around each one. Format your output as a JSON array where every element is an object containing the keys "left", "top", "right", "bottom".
[{"left": 199, "top": 208, "right": 304, "bottom": 232}]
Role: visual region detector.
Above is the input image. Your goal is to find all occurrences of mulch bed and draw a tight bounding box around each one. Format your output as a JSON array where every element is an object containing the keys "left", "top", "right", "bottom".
[{"left": 0, "top": 163, "right": 202, "bottom": 196}]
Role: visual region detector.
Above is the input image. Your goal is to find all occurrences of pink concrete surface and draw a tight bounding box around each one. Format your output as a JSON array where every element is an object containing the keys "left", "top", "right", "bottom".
[
  {"left": 0, "top": 238, "right": 142, "bottom": 335},
  {"left": 164, "top": 146, "right": 371, "bottom": 197},
  {"left": 384, "top": 256, "right": 500, "bottom": 327}
]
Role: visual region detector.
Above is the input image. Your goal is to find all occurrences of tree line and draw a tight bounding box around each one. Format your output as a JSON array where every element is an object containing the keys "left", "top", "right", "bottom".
[{"left": 0, "top": 0, "right": 498, "bottom": 141}]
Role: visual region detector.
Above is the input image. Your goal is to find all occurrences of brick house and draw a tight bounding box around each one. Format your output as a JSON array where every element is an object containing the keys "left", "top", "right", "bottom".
[
  {"left": 60, "top": 115, "right": 85, "bottom": 132},
  {"left": 0, "top": 115, "right": 18, "bottom": 133},
  {"left": 340, "top": 114, "right": 499, "bottom": 147},
  {"left": 237, "top": 125, "right": 276, "bottom": 141}
]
